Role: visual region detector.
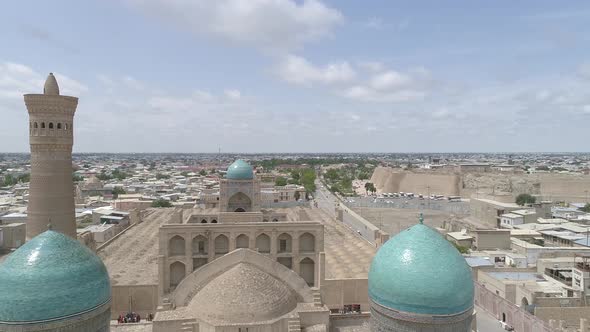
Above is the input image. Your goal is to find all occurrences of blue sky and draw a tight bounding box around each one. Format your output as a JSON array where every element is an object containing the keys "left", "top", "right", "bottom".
[{"left": 1, "top": 0, "right": 589, "bottom": 152}]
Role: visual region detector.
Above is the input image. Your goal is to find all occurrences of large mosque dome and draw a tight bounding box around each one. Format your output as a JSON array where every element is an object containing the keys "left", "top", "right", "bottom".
[
  {"left": 226, "top": 159, "right": 254, "bottom": 180},
  {"left": 0, "top": 230, "right": 111, "bottom": 323},
  {"left": 368, "top": 222, "right": 474, "bottom": 316},
  {"left": 188, "top": 262, "right": 300, "bottom": 324}
]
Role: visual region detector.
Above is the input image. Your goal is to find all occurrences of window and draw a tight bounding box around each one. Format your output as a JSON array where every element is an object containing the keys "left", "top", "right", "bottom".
[
  {"left": 48, "top": 122, "right": 54, "bottom": 129},
  {"left": 41, "top": 122, "right": 46, "bottom": 129},
  {"left": 57, "top": 123, "right": 62, "bottom": 129},
  {"left": 279, "top": 239, "right": 287, "bottom": 252},
  {"left": 65, "top": 123, "right": 69, "bottom": 130},
  {"left": 198, "top": 241, "right": 205, "bottom": 253},
  {"left": 34, "top": 122, "right": 38, "bottom": 128}
]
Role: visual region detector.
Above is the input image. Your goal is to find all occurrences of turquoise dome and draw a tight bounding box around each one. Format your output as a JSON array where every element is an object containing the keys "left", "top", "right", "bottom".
[
  {"left": 226, "top": 159, "right": 254, "bottom": 180},
  {"left": 368, "top": 223, "right": 473, "bottom": 315},
  {"left": 0, "top": 230, "right": 111, "bottom": 323}
]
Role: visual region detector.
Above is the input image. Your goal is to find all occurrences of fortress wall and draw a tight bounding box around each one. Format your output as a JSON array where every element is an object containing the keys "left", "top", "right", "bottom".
[
  {"left": 370, "top": 167, "right": 460, "bottom": 196},
  {"left": 371, "top": 167, "right": 590, "bottom": 203},
  {"left": 533, "top": 173, "right": 590, "bottom": 202}
]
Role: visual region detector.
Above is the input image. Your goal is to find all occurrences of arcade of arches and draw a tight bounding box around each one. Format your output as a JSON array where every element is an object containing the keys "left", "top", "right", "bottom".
[{"left": 164, "top": 230, "right": 321, "bottom": 291}]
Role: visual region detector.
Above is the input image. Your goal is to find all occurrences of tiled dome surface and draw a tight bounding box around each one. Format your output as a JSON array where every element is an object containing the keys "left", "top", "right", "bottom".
[
  {"left": 0, "top": 231, "right": 111, "bottom": 322},
  {"left": 368, "top": 224, "right": 474, "bottom": 315}
]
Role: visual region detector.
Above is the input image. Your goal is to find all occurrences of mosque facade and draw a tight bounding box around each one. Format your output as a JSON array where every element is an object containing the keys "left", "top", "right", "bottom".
[{"left": 0, "top": 75, "right": 477, "bottom": 332}]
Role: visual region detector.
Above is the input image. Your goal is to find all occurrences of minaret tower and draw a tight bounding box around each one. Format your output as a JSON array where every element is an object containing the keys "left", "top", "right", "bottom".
[{"left": 24, "top": 73, "right": 78, "bottom": 239}]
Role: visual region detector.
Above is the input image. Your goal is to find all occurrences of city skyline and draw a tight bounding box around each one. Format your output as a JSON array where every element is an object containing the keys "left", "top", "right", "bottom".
[{"left": 2, "top": 0, "right": 590, "bottom": 153}]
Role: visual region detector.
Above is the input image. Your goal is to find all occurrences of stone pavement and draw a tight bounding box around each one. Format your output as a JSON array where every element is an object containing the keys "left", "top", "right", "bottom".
[
  {"left": 100, "top": 208, "right": 175, "bottom": 285},
  {"left": 305, "top": 207, "right": 376, "bottom": 279}
]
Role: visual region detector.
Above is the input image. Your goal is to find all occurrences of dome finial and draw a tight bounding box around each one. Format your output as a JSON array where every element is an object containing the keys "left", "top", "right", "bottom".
[
  {"left": 47, "top": 218, "right": 53, "bottom": 230},
  {"left": 43, "top": 72, "right": 60, "bottom": 95},
  {"left": 419, "top": 213, "right": 424, "bottom": 224}
]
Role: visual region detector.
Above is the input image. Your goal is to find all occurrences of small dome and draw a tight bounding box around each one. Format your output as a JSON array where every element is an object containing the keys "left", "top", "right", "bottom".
[
  {"left": 368, "top": 223, "right": 473, "bottom": 315},
  {"left": 226, "top": 159, "right": 254, "bottom": 180},
  {"left": 0, "top": 231, "right": 110, "bottom": 322},
  {"left": 43, "top": 73, "right": 60, "bottom": 95},
  {"left": 188, "top": 263, "right": 299, "bottom": 324}
]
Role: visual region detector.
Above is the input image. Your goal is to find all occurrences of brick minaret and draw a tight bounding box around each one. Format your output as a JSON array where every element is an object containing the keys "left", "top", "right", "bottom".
[{"left": 24, "top": 73, "right": 78, "bottom": 239}]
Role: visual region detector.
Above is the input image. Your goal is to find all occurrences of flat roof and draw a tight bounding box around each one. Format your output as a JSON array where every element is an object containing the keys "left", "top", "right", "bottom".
[
  {"left": 501, "top": 213, "right": 522, "bottom": 219},
  {"left": 447, "top": 232, "right": 474, "bottom": 240},
  {"left": 513, "top": 209, "right": 536, "bottom": 215},
  {"left": 465, "top": 256, "right": 494, "bottom": 267},
  {"left": 488, "top": 272, "right": 543, "bottom": 281}
]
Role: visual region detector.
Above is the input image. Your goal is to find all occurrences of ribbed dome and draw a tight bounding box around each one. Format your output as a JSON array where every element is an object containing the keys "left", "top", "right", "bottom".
[
  {"left": 226, "top": 159, "right": 254, "bottom": 180},
  {"left": 43, "top": 73, "right": 60, "bottom": 95},
  {"left": 368, "top": 223, "right": 473, "bottom": 315},
  {"left": 188, "top": 263, "right": 299, "bottom": 324},
  {"left": 0, "top": 231, "right": 111, "bottom": 323}
]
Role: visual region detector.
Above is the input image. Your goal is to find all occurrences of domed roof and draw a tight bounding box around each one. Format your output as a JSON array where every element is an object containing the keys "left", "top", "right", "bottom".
[
  {"left": 0, "top": 231, "right": 111, "bottom": 323},
  {"left": 368, "top": 222, "right": 473, "bottom": 315},
  {"left": 226, "top": 159, "right": 254, "bottom": 180},
  {"left": 43, "top": 73, "right": 60, "bottom": 95},
  {"left": 188, "top": 263, "right": 299, "bottom": 324}
]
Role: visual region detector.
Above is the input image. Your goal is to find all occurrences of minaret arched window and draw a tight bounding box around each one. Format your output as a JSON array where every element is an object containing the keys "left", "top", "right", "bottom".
[
  {"left": 57, "top": 123, "right": 62, "bottom": 129},
  {"left": 48, "top": 123, "right": 54, "bottom": 129},
  {"left": 34, "top": 122, "right": 38, "bottom": 128},
  {"left": 64, "top": 123, "right": 69, "bottom": 130},
  {"left": 41, "top": 122, "right": 46, "bottom": 129}
]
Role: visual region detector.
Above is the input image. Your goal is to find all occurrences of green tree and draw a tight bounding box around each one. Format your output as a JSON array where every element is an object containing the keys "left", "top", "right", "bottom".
[
  {"left": 72, "top": 174, "right": 84, "bottom": 182},
  {"left": 18, "top": 173, "right": 30, "bottom": 183},
  {"left": 2, "top": 174, "right": 16, "bottom": 186},
  {"left": 112, "top": 169, "right": 128, "bottom": 181},
  {"left": 365, "top": 182, "right": 376, "bottom": 195},
  {"left": 324, "top": 169, "right": 339, "bottom": 181},
  {"left": 451, "top": 241, "right": 470, "bottom": 254},
  {"left": 580, "top": 203, "right": 590, "bottom": 213},
  {"left": 112, "top": 187, "right": 126, "bottom": 199},
  {"left": 516, "top": 193, "right": 536, "bottom": 206},
  {"left": 275, "top": 176, "right": 288, "bottom": 186},
  {"left": 180, "top": 171, "right": 189, "bottom": 177},
  {"left": 151, "top": 198, "right": 172, "bottom": 208},
  {"left": 156, "top": 173, "right": 171, "bottom": 180},
  {"left": 96, "top": 171, "right": 111, "bottom": 181},
  {"left": 199, "top": 169, "right": 207, "bottom": 176},
  {"left": 300, "top": 169, "right": 317, "bottom": 194}
]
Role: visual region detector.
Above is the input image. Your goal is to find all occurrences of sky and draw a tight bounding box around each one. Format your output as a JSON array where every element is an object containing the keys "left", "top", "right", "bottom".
[{"left": 1, "top": 0, "right": 590, "bottom": 153}]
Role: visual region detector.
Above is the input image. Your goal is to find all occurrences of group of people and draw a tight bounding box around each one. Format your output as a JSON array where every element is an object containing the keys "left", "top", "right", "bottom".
[{"left": 117, "top": 312, "right": 154, "bottom": 324}]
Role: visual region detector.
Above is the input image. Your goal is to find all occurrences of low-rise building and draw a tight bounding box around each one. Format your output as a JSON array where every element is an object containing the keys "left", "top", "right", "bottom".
[
  {"left": 473, "top": 229, "right": 511, "bottom": 250},
  {"left": 500, "top": 213, "right": 524, "bottom": 228},
  {"left": 0, "top": 222, "right": 26, "bottom": 249}
]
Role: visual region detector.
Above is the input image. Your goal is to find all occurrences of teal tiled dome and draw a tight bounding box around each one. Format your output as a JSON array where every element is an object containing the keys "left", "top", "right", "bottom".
[
  {"left": 368, "top": 223, "right": 473, "bottom": 315},
  {"left": 226, "top": 159, "right": 254, "bottom": 180},
  {"left": 0, "top": 230, "right": 111, "bottom": 323}
]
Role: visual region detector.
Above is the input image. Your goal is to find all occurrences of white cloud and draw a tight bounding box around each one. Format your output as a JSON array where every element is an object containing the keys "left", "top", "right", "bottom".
[
  {"left": 128, "top": 0, "right": 343, "bottom": 52},
  {"left": 0, "top": 62, "right": 87, "bottom": 97},
  {"left": 365, "top": 17, "right": 384, "bottom": 30},
  {"left": 276, "top": 54, "right": 355, "bottom": 85},
  {"left": 224, "top": 89, "right": 241, "bottom": 100},
  {"left": 276, "top": 55, "right": 432, "bottom": 102}
]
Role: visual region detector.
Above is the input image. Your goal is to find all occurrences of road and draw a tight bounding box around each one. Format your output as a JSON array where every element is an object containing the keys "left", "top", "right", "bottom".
[{"left": 314, "top": 179, "right": 338, "bottom": 218}]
